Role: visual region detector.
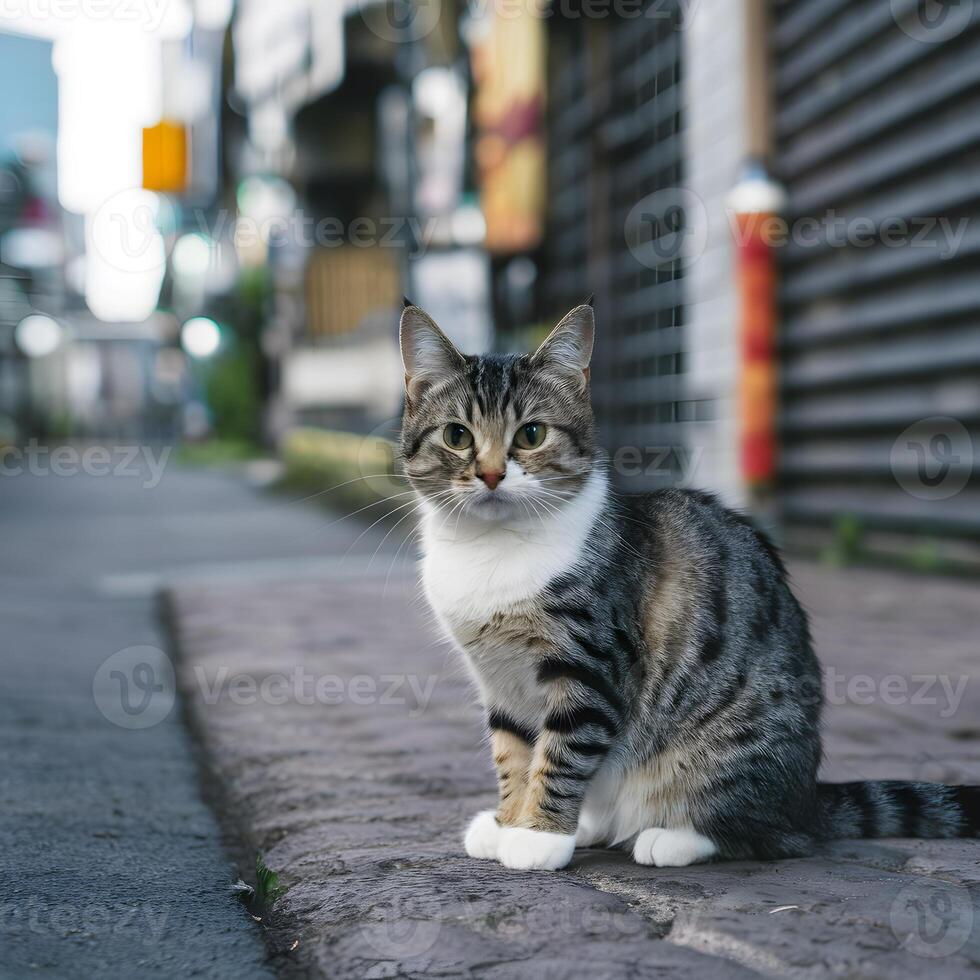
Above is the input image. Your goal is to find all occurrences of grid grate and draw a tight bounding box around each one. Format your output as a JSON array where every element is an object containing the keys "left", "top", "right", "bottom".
[{"left": 543, "top": 5, "right": 688, "bottom": 488}]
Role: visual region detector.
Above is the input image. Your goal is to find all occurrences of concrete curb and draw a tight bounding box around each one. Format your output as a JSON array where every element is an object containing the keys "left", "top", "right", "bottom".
[{"left": 167, "top": 563, "right": 980, "bottom": 978}]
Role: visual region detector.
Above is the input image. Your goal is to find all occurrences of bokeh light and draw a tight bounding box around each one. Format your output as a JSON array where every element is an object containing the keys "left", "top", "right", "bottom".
[
  {"left": 180, "top": 317, "right": 222, "bottom": 359},
  {"left": 14, "top": 313, "right": 62, "bottom": 358}
]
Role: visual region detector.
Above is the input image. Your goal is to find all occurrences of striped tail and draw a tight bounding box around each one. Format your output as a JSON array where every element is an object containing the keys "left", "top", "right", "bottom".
[{"left": 820, "top": 781, "right": 980, "bottom": 840}]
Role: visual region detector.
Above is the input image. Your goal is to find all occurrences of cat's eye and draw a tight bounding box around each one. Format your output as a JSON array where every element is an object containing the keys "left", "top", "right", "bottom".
[
  {"left": 443, "top": 423, "right": 474, "bottom": 451},
  {"left": 513, "top": 422, "right": 548, "bottom": 450}
]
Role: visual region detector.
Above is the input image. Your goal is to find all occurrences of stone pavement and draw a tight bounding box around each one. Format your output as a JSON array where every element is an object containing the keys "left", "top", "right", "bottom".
[{"left": 167, "top": 561, "right": 980, "bottom": 978}]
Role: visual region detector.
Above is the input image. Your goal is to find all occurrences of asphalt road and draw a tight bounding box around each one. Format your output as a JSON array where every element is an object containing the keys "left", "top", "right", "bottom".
[{"left": 0, "top": 459, "right": 399, "bottom": 979}]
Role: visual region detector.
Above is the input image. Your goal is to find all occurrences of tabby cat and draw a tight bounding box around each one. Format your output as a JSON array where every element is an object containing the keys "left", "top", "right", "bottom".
[{"left": 399, "top": 300, "right": 979, "bottom": 871}]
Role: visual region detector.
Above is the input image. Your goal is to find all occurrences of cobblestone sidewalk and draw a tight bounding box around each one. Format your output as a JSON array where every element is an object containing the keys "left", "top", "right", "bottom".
[{"left": 167, "top": 561, "right": 980, "bottom": 979}]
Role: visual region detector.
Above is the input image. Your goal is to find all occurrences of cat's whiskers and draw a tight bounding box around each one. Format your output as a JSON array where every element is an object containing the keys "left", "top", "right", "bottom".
[
  {"left": 522, "top": 494, "right": 553, "bottom": 529},
  {"left": 338, "top": 494, "right": 429, "bottom": 564},
  {"left": 383, "top": 519, "right": 426, "bottom": 597},
  {"left": 526, "top": 495, "right": 560, "bottom": 524},
  {"left": 279, "top": 488, "right": 428, "bottom": 546},
  {"left": 367, "top": 488, "right": 456, "bottom": 573},
  {"left": 375, "top": 486, "right": 460, "bottom": 592},
  {"left": 280, "top": 471, "right": 446, "bottom": 510},
  {"left": 526, "top": 483, "right": 660, "bottom": 566},
  {"left": 516, "top": 495, "right": 542, "bottom": 529},
  {"left": 432, "top": 493, "right": 472, "bottom": 541}
]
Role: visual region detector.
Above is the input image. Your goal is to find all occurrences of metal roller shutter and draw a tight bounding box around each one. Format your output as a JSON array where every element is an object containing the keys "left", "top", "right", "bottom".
[
  {"left": 772, "top": 0, "right": 980, "bottom": 547},
  {"left": 544, "top": 5, "right": 687, "bottom": 488}
]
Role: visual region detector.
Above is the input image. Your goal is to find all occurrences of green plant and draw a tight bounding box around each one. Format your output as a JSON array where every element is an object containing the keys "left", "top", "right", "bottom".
[
  {"left": 822, "top": 513, "right": 863, "bottom": 567},
  {"left": 174, "top": 439, "right": 259, "bottom": 467},
  {"left": 907, "top": 538, "right": 942, "bottom": 573},
  {"left": 205, "top": 347, "right": 261, "bottom": 443},
  {"left": 254, "top": 854, "right": 284, "bottom": 909}
]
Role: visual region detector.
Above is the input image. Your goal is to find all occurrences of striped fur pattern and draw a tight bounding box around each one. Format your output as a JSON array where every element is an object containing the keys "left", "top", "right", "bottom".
[{"left": 399, "top": 302, "right": 980, "bottom": 870}]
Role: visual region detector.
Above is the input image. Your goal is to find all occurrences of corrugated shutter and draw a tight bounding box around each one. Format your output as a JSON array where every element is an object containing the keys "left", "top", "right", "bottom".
[
  {"left": 544, "top": 5, "right": 687, "bottom": 488},
  {"left": 772, "top": 0, "right": 980, "bottom": 540}
]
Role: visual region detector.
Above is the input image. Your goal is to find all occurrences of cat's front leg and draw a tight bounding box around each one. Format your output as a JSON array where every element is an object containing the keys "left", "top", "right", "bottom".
[
  {"left": 497, "top": 669, "right": 619, "bottom": 871},
  {"left": 464, "top": 714, "right": 534, "bottom": 860}
]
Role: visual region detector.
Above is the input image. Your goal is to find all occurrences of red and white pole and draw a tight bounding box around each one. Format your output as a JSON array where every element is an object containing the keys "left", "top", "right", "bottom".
[{"left": 729, "top": 162, "right": 786, "bottom": 489}]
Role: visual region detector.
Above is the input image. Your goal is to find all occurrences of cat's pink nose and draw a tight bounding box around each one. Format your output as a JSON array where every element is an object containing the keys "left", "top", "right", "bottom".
[{"left": 477, "top": 469, "right": 504, "bottom": 490}]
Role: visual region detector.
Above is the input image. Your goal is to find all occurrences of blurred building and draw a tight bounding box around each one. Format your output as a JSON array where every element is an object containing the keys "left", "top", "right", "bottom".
[
  {"left": 219, "top": 0, "right": 980, "bottom": 568},
  {"left": 0, "top": 31, "right": 64, "bottom": 439},
  {"left": 497, "top": 0, "right": 980, "bottom": 570},
  {"left": 0, "top": 7, "right": 232, "bottom": 442},
  {"left": 227, "top": 1, "right": 490, "bottom": 440},
  {"left": 1, "top": 0, "right": 977, "bottom": 571}
]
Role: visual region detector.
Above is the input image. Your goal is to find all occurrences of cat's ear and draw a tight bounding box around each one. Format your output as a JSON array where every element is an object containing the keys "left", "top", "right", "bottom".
[
  {"left": 532, "top": 304, "right": 595, "bottom": 384},
  {"left": 399, "top": 304, "right": 465, "bottom": 399}
]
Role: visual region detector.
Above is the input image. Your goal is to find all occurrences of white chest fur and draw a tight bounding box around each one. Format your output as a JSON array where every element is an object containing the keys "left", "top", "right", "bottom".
[
  {"left": 419, "top": 471, "right": 607, "bottom": 716},
  {"left": 419, "top": 470, "right": 608, "bottom": 634}
]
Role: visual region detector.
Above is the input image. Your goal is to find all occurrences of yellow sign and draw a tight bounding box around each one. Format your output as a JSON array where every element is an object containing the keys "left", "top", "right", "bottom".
[{"left": 142, "top": 120, "right": 188, "bottom": 193}]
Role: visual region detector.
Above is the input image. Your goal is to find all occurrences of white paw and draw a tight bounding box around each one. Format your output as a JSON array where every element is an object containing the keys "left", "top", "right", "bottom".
[
  {"left": 632, "top": 827, "right": 717, "bottom": 868},
  {"left": 463, "top": 810, "right": 500, "bottom": 860},
  {"left": 497, "top": 827, "right": 576, "bottom": 871}
]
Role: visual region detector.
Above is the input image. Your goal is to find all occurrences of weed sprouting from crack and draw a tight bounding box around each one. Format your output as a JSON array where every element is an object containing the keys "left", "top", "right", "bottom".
[{"left": 235, "top": 853, "right": 285, "bottom": 919}]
